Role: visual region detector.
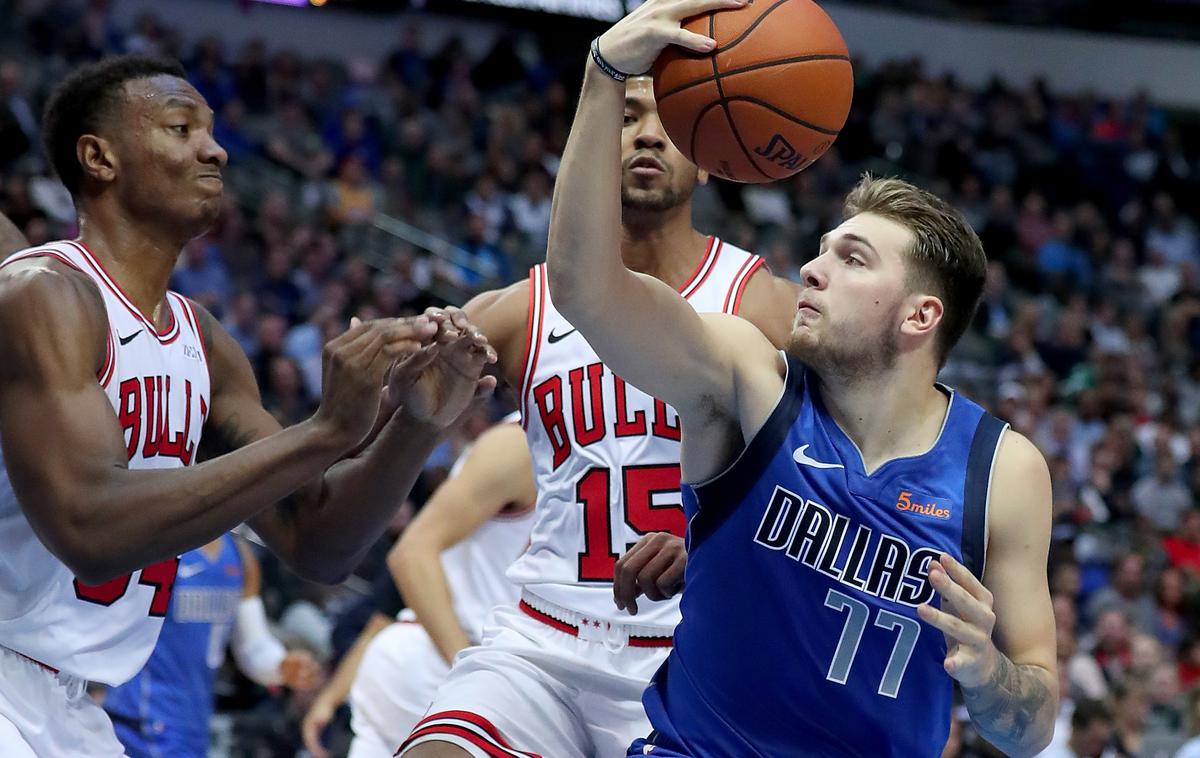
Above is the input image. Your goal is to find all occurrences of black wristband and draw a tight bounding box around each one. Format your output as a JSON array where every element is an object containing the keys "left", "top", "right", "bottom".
[{"left": 590, "top": 37, "right": 635, "bottom": 82}]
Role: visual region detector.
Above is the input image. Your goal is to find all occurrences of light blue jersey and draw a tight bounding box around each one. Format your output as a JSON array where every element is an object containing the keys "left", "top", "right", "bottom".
[{"left": 106, "top": 534, "right": 244, "bottom": 758}]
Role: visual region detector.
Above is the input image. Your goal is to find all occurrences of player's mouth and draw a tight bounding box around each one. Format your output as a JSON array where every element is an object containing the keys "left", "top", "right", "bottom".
[
  {"left": 797, "top": 299, "right": 820, "bottom": 315},
  {"left": 197, "top": 172, "right": 223, "bottom": 185},
  {"left": 628, "top": 155, "right": 666, "bottom": 176}
]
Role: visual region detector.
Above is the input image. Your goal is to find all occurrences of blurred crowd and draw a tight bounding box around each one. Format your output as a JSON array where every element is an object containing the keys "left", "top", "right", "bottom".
[{"left": 2, "top": 1, "right": 1199, "bottom": 756}]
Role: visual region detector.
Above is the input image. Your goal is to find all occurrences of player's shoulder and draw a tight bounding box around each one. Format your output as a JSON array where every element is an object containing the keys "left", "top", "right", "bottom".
[
  {"left": 464, "top": 277, "right": 530, "bottom": 314},
  {"left": 0, "top": 252, "right": 105, "bottom": 325},
  {"left": 462, "top": 277, "right": 532, "bottom": 362},
  {"left": 987, "top": 428, "right": 1051, "bottom": 523}
]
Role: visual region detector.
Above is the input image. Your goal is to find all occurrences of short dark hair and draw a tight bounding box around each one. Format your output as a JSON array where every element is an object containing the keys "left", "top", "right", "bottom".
[
  {"left": 842, "top": 175, "right": 987, "bottom": 368},
  {"left": 42, "top": 55, "right": 187, "bottom": 196}
]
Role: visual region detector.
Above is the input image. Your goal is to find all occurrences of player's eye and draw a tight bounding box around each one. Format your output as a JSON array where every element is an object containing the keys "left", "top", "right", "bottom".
[
  {"left": 169, "top": 124, "right": 189, "bottom": 136},
  {"left": 623, "top": 113, "right": 636, "bottom": 126}
]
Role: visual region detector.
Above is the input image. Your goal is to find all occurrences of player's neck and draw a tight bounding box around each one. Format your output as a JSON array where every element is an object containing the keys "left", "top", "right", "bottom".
[
  {"left": 815, "top": 364, "right": 948, "bottom": 475},
  {"left": 76, "top": 207, "right": 185, "bottom": 328},
  {"left": 620, "top": 205, "right": 708, "bottom": 289}
]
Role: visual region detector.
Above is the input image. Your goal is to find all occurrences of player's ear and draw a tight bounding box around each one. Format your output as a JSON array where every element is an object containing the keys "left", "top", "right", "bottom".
[
  {"left": 77, "top": 134, "right": 118, "bottom": 186},
  {"left": 696, "top": 167, "right": 710, "bottom": 185},
  {"left": 900, "top": 294, "right": 943, "bottom": 339}
]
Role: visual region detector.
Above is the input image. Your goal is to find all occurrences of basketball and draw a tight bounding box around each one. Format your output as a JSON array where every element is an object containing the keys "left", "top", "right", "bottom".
[{"left": 651, "top": 0, "right": 854, "bottom": 184}]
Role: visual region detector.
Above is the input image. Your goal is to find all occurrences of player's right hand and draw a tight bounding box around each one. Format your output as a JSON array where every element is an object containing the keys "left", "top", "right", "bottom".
[
  {"left": 301, "top": 693, "right": 337, "bottom": 758},
  {"left": 614, "top": 531, "right": 687, "bottom": 616},
  {"left": 314, "top": 316, "right": 438, "bottom": 449},
  {"left": 596, "top": 0, "right": 747, "bottom": 77}
]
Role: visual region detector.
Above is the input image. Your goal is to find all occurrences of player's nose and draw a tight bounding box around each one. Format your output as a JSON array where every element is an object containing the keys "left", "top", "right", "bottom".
[
  {"left": 199, "top": 132, "right": 228, "bottom": 170},
  {"left": 634, "top": 112, "right": 668, "bottom": 151},
  {"left": 799, "top": 255, "right": 827, "bottom": 290}
]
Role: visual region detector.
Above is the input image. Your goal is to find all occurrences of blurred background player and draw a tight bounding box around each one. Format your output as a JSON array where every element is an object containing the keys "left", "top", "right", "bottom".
[
  {"left": 398, "top": 72, "right": 798, "bottom": 758},
  {"left": 302, "top": 414, "right": 534, "bottom": 758},
  {"left": 104, "top": 533, "right": 321, "bottom": 758}
]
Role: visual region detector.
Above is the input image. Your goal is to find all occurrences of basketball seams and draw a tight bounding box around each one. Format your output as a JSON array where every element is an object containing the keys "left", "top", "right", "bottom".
[
  {"left": 724, "top": 95, "right": 842, "bottom": 135},
  {"left": 709, "top": 13, "right": 773, "bottom": 181},
  {"left": 714, "top": 0, "right": 792, "bottom": 55},
  {"left": 657, "top": 54, "right": 852, "bottom": 105}
]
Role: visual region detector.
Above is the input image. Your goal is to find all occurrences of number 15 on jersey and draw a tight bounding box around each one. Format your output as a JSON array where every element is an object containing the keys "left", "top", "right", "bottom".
[{"left": 576, "top": 464, "right": 685, "bottom": 582}]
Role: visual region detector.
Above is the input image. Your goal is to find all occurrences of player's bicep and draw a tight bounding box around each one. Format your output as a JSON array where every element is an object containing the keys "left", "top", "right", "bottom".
[
  {"left": 983, "top": 432, "right": 1056, "bottom": 670},
  {"left": 571, "top": 270, "right": 739, "bottom": 413},
  {"left": 0, "top": 268, "right": 124, "bottom": 564}
]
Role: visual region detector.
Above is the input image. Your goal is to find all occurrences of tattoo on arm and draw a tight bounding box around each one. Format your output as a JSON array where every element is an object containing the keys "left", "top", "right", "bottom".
[{"left": 961, "top": 653, "right": 1053, "bottom": 753}]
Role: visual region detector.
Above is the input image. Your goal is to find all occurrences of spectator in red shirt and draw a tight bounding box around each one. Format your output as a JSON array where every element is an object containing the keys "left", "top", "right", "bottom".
[{"left": 1164, "top": 509, "right": 1200, "bottom": 578}]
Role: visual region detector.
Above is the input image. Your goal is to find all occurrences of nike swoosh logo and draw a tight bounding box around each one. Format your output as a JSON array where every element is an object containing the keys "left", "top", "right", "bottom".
[
  {"left": 547, "top": 327, "right": 577, "bottom": 344},
  {"left": 793, "top": 444, "right": 844, "bottom": 469},
  {"left": 176, "top": 563, "right": 205, "bottom": 580},
  {"left": 118, "top": 330, "right": 142, "bottom": 346}
]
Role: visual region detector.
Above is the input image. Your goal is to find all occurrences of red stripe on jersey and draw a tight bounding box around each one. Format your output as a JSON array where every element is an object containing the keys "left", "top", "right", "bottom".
[
  {"left": 682, "top": 238, "right": 723, "bottom": 301},
  {"left": 677, "top": 235, "right": 716, "bottom": 297},
  {"left": 731, "top": 257, "right": 766, "bottom": 315},
  {"left": 0, "top": 248, "right": 86, "bottom": 273},
  {"left": 401, "top": 710, "right": 543, "bottom": 758},
  {"left": 98, "top": 329, "right": 116, "bottom": 387},
  {"left": 176, "top": 294, "right": 209, "bottom": 366},
  {"left": 518, "top": 599, "right": 578, "bottom": 637},
  {"left": 722, "top": 254, "right": 759, "bottom": 313},
  {"left": 519, "top": 266, "right": 547, "bottom": 431},
  {"left": 518, "top": 600, "right": 673, "bottom": 647},
  {"left": 66, "top": 240, "right": 180, "bottom": 343},
  {"left": 399, "top": 725, "right": 512, "bottom": 758}
]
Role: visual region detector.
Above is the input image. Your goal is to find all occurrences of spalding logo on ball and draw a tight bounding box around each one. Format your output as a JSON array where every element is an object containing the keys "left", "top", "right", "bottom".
[{"left": 652, "top": 0, "right": 853, "bottom": 184}]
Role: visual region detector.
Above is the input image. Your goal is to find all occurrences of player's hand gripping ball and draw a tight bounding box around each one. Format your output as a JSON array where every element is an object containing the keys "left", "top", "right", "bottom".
[{"left": 652, "top": 0, "right": 854, "bottom": 183}]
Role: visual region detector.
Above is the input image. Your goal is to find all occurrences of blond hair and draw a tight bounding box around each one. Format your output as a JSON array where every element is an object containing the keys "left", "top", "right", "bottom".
[{"left": 843, "top": 175, "right": 987, "bottom": 366}]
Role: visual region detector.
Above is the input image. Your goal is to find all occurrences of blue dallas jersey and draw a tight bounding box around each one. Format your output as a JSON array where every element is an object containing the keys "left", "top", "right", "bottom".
[
  {"left": 640, "top": 355, "right": 1007, "bottom": 757},
  {"left": 105, "top": 534, "right": 244, "bottom": 758}
]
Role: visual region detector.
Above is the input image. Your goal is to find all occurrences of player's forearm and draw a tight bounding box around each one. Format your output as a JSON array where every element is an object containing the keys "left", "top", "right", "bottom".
[
  {"left": 66, "top": 418, "right": 348, "bottom": 583},
  {"left": 961, "top": 653, "right": 1057, "bottom": 756},
  {"left": 390, "top": 547, "right": 471, "bottom": 664},
  {"left": 545, "top": 60, "right": 628, "bottom": 323},
  {"left": 282, "top": 408, "right": 443, "bottom": 582},
  {"left": 321, "top": 612, "right": 394, "bottom": 706}
]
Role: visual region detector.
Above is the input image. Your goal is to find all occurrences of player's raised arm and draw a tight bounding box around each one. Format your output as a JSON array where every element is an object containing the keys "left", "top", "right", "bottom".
[
  {"left": 389, "top": 421, "right": 535, "bottom": 665},
  {"left": 545, "top": 0, "right": 749, "bottom": 414}
]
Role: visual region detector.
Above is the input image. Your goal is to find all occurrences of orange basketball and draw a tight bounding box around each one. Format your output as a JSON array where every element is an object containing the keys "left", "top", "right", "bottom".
[{"left": 652, "top": 0, "right": 853, "bottom": 184}]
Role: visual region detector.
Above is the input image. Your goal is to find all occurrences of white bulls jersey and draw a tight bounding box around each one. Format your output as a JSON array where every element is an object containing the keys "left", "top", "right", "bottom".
[
  {"left": 441, "top": 416, "right": 534, "bottom": 640},
  {"left": 509, "top": 237, "right": 764, "bottom": 632},
  {"left": 0, "top": 240, "right": 209, "bottom": 685}
]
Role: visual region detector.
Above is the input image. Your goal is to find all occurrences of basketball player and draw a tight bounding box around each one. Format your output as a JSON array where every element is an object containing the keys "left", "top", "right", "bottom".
[
  {"left": 544, "top": 3, "right": 1059, "bottom": 755},
  {"left": 0, "top": 56, "right": 494, "bottom": 756},
  {"left": 105, "top": 533, "right": 321, "bottom": 758},
  {"left": 399, "top": 70, "right": 799, "bottom": 758}
]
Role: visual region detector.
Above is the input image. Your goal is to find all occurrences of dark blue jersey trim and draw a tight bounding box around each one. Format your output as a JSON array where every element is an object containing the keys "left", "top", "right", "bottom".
[{"left": 961, "top": 413, "right": 1007, "bottom": 581}]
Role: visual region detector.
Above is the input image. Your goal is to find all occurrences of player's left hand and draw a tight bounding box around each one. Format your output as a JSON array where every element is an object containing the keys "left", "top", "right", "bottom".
[
  {"left": 614, "top": 532, "right": 687, "bottom": 616},
  {"left": 596, "top": 0, "right": 748, "bottom": 77},
  {"left": 279, "top": 649, "right": 323, "bottom": 692},
  {"left": 916, "top": 553, "right": 1001, "bottom": 689},
  {"left": 386, "top": 306, "right": 498, "bottom": 428}
]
